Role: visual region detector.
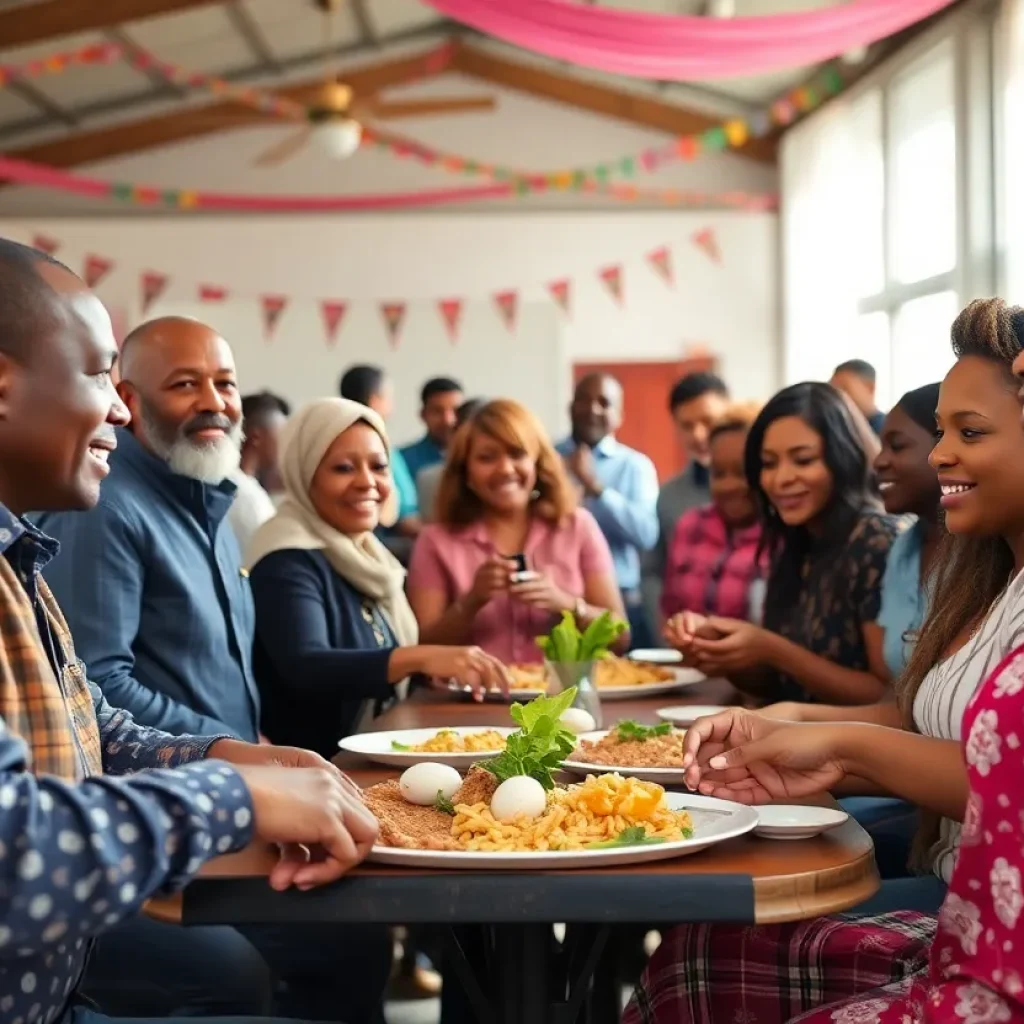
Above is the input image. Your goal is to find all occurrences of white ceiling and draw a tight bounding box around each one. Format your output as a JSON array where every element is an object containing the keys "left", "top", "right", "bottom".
[{"left": 0, "top": 0, "right": 850, "bottom": 151}]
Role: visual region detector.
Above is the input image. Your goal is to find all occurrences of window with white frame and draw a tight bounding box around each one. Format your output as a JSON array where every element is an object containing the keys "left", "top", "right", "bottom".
[{"left": 782, "top": 3, "right": 997, "bottom": 410}]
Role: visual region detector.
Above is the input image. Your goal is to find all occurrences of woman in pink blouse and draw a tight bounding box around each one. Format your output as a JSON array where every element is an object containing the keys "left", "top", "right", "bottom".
[{"left": 407, "top": 399, "right": 627, "bottom": 664}]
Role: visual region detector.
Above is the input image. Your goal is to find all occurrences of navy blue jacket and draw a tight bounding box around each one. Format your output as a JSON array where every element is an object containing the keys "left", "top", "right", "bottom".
[
  {"left": 38, "top": 429, "right": 260, "bottom": 742},
  {"left": 250, "top": 547, "right": 396, "bottom": 758}
]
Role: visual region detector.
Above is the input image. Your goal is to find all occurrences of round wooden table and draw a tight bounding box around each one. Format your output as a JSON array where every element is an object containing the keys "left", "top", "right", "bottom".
[{"left": 160, "top": 680, "right": 879, "bottom": 1024}]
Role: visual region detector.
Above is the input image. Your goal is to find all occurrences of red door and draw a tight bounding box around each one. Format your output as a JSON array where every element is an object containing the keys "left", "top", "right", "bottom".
[{"left": 572, "top": 358, "right": 717, "bottom": 482}]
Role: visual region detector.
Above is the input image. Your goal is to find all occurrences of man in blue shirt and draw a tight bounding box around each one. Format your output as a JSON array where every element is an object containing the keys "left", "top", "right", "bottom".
[
  {"left": 557, "top": 373, "right": 659, "bottom": 647},
  {"left": 40, "top": 316, "right": 390, "bottom": 1021},
  {"left": 0, "top": 238, "right": 377, "bottom": 1024},
  {"left": 400, "top": 375, "right": 464, "bottom": 485}
]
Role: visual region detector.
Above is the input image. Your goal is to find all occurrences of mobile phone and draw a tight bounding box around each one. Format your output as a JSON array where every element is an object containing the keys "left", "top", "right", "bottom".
[
  {"left": 505, "top": 553, "right": 528, "bottom": 574},
  {"left": 510, "top": 570, "right": 540, "bottom": 583}
]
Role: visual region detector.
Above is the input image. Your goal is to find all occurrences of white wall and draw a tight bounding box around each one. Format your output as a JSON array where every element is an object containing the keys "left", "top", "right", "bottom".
[{"left": 0, "top": 212, "right": 778, "bottom": 445}]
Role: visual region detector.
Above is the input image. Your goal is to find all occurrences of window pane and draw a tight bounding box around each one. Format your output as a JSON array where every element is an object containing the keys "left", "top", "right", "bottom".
[
  {"left": 890, "top": 44, "right": 957, "bottom": 284},
  {"left": 891, "top": 291, "right": 959, "bottom": 397},
  {"left": 847, "top": 92, "right": 885, "bottom": 297},
  {"left": 851, "top": 311, "right": 893, "bottom": 410}
]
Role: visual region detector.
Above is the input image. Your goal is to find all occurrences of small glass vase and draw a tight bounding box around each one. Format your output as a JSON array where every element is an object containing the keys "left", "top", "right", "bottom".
[{"left": 545, "top": 660, "right": 603, "bottom": 730}]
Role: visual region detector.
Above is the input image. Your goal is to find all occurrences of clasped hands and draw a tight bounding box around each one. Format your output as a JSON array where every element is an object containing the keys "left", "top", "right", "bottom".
[
  {"left": 468, "top": 556, "right": 575, "bottom": 616},
  {"left": 662, "top": 610, "right": 776, "bottom": 674}
]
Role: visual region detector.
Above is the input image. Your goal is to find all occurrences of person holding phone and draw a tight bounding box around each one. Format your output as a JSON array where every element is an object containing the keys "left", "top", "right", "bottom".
[{"left": 408, "top": 399, "right": 628, "bottom": 663}]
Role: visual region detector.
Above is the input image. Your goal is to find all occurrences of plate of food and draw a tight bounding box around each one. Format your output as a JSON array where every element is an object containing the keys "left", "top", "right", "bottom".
[
  {"left": 338, "top": 727, "right": 517, "bottom": 768},
  {"left": 501, "top": 657, "right": 704, "bottom": 700},
  {"left": 363, "top": 691, "right": 757, "bottom": 869},
  {"left": 561, "top": 721, "right": 690, "bottom": 783}
]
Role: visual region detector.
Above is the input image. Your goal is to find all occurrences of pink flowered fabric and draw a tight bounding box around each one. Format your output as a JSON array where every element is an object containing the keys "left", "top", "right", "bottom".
[
  {"left": 623, "top": 645, "right": 1024, "bottom": 1024},
  {"left": 794, "top": 644, "right": 1024, "bottom": 1024}
]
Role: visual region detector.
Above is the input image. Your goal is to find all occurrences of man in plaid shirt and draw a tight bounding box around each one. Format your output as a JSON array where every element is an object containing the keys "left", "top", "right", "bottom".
[{"left": 0, "top": 237, "right": 378, "bottom": 1024}]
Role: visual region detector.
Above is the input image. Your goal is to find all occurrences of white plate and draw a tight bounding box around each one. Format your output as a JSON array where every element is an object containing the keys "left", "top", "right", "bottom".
[
  {"left": 657, "top": 705, "right": 728, "bottom": 726},
  {"left": 598, "top": 667, "right": 705, "bottom": 700},
  {"left": 338, "top": 727, "right": 517, "bottom": 768},
  {"left": 628, "top": 648, "right": 683, "bottom": 664},
  {"left": 367, "top": 792, "right": 758, "bottom": 870},
  {"left": 754, "top": 804, "right": 849, "bottom": 840},
  {"left": 561, "top": 730, "right": 689, "bottom": 783}
]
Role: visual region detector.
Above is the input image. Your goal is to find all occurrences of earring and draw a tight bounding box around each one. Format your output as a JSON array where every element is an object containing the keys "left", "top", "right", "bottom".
[{"left": 530, "top": 488, "right": 541, "bottom": 500}]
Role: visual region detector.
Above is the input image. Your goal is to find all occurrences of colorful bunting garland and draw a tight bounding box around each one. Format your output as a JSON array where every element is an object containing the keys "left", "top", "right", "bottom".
[
  {"left": 320, "top": 301, "right": 348, "bottom": 346},
  {"left": 599, "top": 265, "right": 624, "bottom": 306},
  {"left": 381, "top": 303, "right": 406, "bottom": 348},
  {"left": 494, "top": 290, "right": 518, "bottom": 332},
  {"left": 260, "top": 295, "right": 288, "bottom": 339},
  {"left": 19, "top": 228, "right": 727, "bottom": 346},
  {"left": 438, "top": 299, "right": 464, "bottom": 343},
  {"left": 0, "top": 39, "right": 846, "bottom": 207}
]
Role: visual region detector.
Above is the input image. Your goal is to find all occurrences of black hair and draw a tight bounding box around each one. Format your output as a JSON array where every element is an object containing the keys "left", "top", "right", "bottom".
[
  {"left": 0, "top": 238, "right": 77, "bottom": 361},
  {"left": 833, "top": 358, "right": 876, "bottom": 384},
  {"left": 339, "top": 364, "right": 387, "bottom": 406},
  {"left": 421, "top": 376, "right": 463, "bottom": 406},
  {"left": 746, "top": 382, "right": 879, "bottom": 628},
  {"left": 668, "top": 371, "right": 729, "bottom": 412},
  {"left": 241, "top": 390, "right": 290, "bottom": 427},
  {"left": 456, "top": 397, "right": 486, "bottom": 428},
  {"left": 893, "top": 382, "right": 941, "bottom": 436}
]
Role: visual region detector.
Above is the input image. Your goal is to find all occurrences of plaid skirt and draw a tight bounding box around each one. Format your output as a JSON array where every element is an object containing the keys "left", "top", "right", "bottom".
[{"left": 622, "top": 911, "right": 936, "bottom": 1024}]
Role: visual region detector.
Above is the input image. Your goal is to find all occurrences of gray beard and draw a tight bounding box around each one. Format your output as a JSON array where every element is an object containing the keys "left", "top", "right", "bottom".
[{"left": 138, "top": 403, "right": 243, "bottom": 485}]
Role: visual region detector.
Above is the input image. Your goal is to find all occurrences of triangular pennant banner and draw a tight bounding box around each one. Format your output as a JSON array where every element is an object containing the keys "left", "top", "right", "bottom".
[
  {"left": 199, "top": 284, "right": 228, "bottom": 302},
  {"left": 438, "top": 298, "right": 463, "bottom": 343},
  {"left": 380, "top": 302, "right": 406, "bottom": 348},
  {"left": 599, "top": 264, "right": 624, "bottom": 305},
  {"left": 140, "top": 270, "right": 168, "bottom": 314},
  {"left": 493, "top": 289, "right": 518, "bottom": 332},
  {"left": 646, "top": 245, "right": 674, "bottom": 286},
  {"left": 693, "top": 227, "right": 722, "bottom": 264},
  {"left": 260, "top": 294, "right": 287, "bottom": 340},
  {"left": 32, "top": 234, "right": 59, "bottom": 256},
  {"left": 320, "top": 300, "right": 347, "bottom": 346},
  {"left": 83, "top": 254, "right": 112, "bottom": 288},
  {"left": 547, "top": 278, "right": 571, "bottom": 315}
]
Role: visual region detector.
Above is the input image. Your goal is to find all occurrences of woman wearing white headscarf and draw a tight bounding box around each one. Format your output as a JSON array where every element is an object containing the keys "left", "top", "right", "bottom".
[{"left": 248, "top": 398, "right": 509, "bottom": 758}]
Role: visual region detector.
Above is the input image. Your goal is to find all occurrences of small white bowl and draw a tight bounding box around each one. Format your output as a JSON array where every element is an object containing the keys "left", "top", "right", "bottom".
[
  {"left": 754, "top": 805, "right": 849, "bottom": 840},
  {"left": 628, "top": 648, "right": 683, "bottom": 665},
  {"left": 657, "top": 705, "right": 727, "bottom": 726}
]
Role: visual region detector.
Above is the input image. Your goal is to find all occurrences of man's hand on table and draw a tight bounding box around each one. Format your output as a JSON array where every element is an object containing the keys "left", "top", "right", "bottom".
[
  {"left": 230, "top": 763, "right": 379, "bottom": 891},
  {"left": 208, "top": 739, "right": 376, "bottom": 889}
]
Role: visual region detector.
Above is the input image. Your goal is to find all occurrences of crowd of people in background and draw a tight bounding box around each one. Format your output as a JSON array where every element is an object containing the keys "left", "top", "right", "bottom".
[{"left": 0, "top": 233, "right": 1022, "bottom": 1024}]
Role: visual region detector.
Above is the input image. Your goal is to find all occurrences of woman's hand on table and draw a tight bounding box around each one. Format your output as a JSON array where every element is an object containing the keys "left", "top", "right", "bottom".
[
  {"left": 236, "top": 764, "right": 379, "bottom": 891},
  {"left": 508, "top": 572, "right": 575, "bottom": 614},
  {"left": 419, "top": 645, "right": 511, "bottom": 701},
  {"left": 209, "top": 739, "right": 364, "bottom": 799},
  {"left": 682, "top": 708, "right": 847, "bottom": 803}
]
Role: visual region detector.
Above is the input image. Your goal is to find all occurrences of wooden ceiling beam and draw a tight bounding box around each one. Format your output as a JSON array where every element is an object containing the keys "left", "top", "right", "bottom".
[
  {"left": 0, "top": 0, "right": 226, "bottom": 50},
  {"left": 4, "top": 49, "right": 448, "bottom": 170},
  {"left": 449, "top": 42, "right": 778, "bottom": 164}
]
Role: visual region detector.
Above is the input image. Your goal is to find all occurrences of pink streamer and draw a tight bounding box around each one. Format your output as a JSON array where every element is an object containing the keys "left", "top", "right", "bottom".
[
  {"left": 0, "top": 156, "right": 514, "bottom": 211},
  {"left": 0, "top": 155, "right": 775, "bottom": 212},
  {"left": 421, "top": 0, "right": 956, "bottom": 79}
]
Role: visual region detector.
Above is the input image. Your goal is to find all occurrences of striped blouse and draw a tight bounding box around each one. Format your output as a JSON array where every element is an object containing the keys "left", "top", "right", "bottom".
[{"left": 913, "top": 567, "right": 1024, "bottom": 882}]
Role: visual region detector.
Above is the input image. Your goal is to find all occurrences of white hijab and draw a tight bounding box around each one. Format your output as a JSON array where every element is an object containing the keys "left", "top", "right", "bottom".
[{"left": 246, "top": 398, "right": 419, "bottom": 648}]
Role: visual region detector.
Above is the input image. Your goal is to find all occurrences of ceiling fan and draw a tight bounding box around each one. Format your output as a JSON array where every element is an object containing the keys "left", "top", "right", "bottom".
[{"left": 253, "top": 0, "right": 496, "bottom": 167}]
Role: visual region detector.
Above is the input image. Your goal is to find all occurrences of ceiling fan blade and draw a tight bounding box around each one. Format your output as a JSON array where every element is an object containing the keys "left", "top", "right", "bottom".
[
  {"left": 253, "top": 126, "right": 312, "bottom": 168},
  {"left": 356, "top": 96, "right": 496, "bottom": 120}
]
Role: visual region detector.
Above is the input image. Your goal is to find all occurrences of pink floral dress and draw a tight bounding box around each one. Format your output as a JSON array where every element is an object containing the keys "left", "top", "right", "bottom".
[{"left": 623, "top": 643, "right": 1024, "bottom": 1024}]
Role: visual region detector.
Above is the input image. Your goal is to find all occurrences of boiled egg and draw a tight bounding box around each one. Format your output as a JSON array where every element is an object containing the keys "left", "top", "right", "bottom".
[
  {"left": 400, "top": 762, "right": 462, "bottom": 806},
  {"left": 559, "top": 708, "right": 596, "bottom": 735},
  {"left": 490, "top": 775, "right": 547, "bottom": 823}
]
